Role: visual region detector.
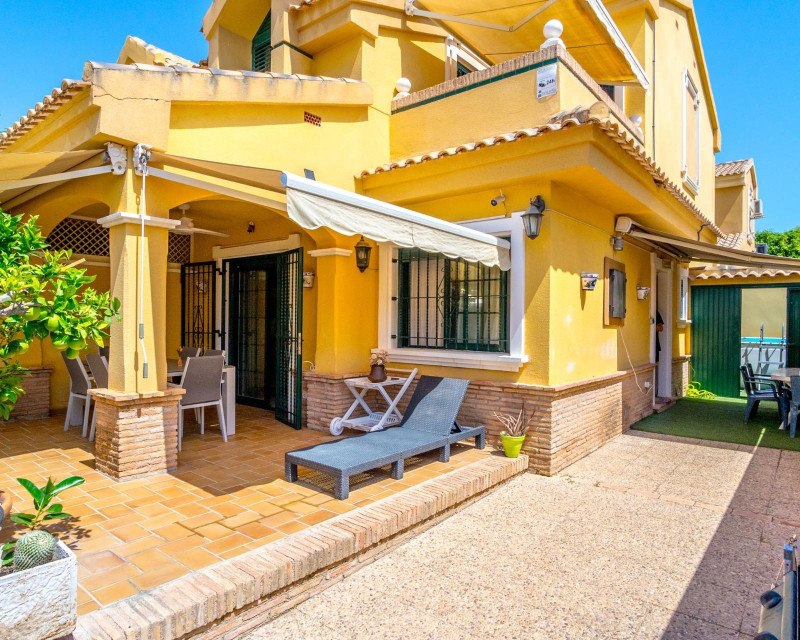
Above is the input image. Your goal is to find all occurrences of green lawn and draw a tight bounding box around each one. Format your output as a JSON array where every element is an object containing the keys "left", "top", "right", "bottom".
[{"left": 632, "top": 396, "right": 800, "bottom": 451}]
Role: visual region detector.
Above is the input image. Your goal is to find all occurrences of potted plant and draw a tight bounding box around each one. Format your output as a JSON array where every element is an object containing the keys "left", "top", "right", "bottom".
[
  {"left": 494, "top": 408, "right": 534, "bottom": 458},
  {"left": 369, "top": 349, "right": 389, "bottom": 383},
  {"left": 0, "top": 475, "right": 84, "bottom": 640}
]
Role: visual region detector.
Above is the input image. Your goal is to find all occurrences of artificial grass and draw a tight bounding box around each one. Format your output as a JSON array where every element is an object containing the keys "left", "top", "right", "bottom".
[{"left": 632, "top": 396, "right": 800, "bottom": 451}]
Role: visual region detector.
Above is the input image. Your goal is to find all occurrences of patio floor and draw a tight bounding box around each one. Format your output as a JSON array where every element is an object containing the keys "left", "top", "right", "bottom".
[
  {"left": 0, "top": 406, "right": 490, "bottom": 615},
  {"left": 245, "top": 431, "right": 800, "bottom": 639}
]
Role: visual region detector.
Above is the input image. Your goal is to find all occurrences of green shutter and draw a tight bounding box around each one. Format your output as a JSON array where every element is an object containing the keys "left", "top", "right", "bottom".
[
  {"left": 691, "top": 286, "right": 742, "bottom": 397},
  {"left": 252, "top": 12, "right": 271, "bottom": 72},
  {"left": 788, "top": 289, "right": 800, "bottom": 367}
]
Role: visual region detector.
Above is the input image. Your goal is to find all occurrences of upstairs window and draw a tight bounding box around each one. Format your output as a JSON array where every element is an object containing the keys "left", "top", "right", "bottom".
[
  {"left": 682, "top": 71, "right": 700, "bottom": 192},
  {"left": 252, "top": 12, "right": 271, "bottom": 72},
  {"left": 599, "top": 84, "right": 625, "bottom": 110},
  {"left": 396, "top": 249, "right": 509, "bottom": 352}
]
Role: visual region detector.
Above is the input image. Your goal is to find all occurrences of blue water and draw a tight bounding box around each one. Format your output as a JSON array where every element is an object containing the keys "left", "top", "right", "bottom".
[{"left": 741, "top": 337, "right": 785, "bottom": 344}]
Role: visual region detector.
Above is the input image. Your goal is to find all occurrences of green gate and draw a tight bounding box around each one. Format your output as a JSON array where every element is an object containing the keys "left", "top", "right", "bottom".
[
  {"left": 691, "top": 286, "right": 742, "bottom": 397},
  {"left": 789, "top": 289, "right": 800, "bottom": 368}
]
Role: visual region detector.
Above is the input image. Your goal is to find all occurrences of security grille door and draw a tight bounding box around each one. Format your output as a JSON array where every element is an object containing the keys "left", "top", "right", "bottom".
[
  {"left": 229, "top": 261, "right": 269, "bottom": 407},
  {"left": 274, "top": 249, "right": 303, "bottom": 429},
  {"left": 691, "top": 286, "right": 742, "bottom": 397},
  {"left": 181, "top": 261, "right": 218, "bottom": 350},
  {"left": 788, "top": 289, "right": 800, "bottom": 368}
]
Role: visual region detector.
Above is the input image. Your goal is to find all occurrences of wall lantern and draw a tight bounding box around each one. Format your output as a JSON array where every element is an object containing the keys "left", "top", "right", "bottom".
[
  {"left": 521, "top": 196, "right": 546, "bottom": 240},
  {"left": 611, "top": 235, "right": 624, "bottom": 251},
  {"left": 581, "top": 272, "right": 599, "bottom": 291},
  {"left": 636, "top": 286, "right": 651, "bottom": 300},
  {"left": 354, "top": 236, "right": 372, "bottom": 272},
  {"left": 303, "top": 272, "right": 315, "bottom": 288}
]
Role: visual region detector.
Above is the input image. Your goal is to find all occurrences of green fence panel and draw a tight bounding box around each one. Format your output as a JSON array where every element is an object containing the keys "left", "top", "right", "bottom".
[{"left": 691, "top": 286, "right": 742, "bottom": 397}]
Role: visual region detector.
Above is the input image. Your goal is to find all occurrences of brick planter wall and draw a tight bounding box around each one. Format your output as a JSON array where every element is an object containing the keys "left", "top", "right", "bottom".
[
  {"left": 672, "top": 356, "right": 691, "bottom": 398},
  {"left": 90, "top": 387, "right": 185, "bottom": 481},
  {"left": 8, "top": 367, "right": 52, "bottom": 420},
  {"left": 304, "top": 364, "right": 656, "bottom": 476}
]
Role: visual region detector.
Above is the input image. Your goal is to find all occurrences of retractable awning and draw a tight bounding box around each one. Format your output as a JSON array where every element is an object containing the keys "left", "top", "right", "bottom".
[
  {"left": 407, "top": 0, "right": 649, "bottom": 88},
  {"left": 147, "top": 152, "right": 512, "bottom": 270},
  {"left": 0, "top": 149, "right": 109, "bottom": 206},
  {"left": 627, "top": 226, "right": 800, "bottom": 270}
]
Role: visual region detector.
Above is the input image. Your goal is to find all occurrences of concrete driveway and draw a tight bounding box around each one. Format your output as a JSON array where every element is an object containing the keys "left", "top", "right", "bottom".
[{"left": 245, "top": 432, "right": 800, "bottom": 639}]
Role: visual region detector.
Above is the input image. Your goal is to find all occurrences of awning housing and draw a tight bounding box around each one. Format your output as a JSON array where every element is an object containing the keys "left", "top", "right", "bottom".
[
  {"left": 410, "top": 0, "right": 649, "bottom": 88},
  {"left": 628, "top": 226, "right": 800, "bottom": 270}
]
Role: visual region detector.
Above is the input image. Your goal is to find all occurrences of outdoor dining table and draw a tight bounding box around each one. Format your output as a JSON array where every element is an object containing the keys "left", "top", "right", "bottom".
[
  {"left": 167, "top": 359, "right": 237, "bottom": 435},
  {"left": 770, "top": 368, "right": 799, "bottom": 431}
]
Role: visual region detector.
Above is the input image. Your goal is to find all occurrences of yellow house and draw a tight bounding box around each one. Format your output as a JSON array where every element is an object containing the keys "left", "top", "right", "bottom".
[{"left": 3, "top": 0, "right": 799, "bottom": 479}]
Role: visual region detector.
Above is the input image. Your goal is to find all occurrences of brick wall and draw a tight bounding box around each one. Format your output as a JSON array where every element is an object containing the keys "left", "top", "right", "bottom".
[
  {"left": 9, "top": 367, "right": 52, "bottom": 420},
  {"left": 672, "top": 356, "right": 691, "bottom": 398},
  {"left": 304, "top": 364, "right": 656, "bottom": 476}
]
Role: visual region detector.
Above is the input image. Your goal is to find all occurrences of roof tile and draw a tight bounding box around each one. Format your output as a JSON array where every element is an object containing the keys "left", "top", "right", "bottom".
[{"left": 715, "top": 158, "right": 754, "bottom": 177}]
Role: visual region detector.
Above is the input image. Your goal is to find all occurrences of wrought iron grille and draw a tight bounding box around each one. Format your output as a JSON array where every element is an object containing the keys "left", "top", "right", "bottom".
[
  {"left": 47, "top": 217, "right": 191, "bottom": 264},
  {"left": 181, "top": 261, "right": 218, "bottom": 350},
  {"left": 274, "top": 248, "right": 302, "bottom": 429},
  {"left": 396, "top": 248, "right": 508, "bottom": 352}
]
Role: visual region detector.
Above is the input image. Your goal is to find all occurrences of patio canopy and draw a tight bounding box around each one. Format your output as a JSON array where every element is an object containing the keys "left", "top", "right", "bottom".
[
  {"left": 407, "top": 0, "right": 649, "bottom": 88},
  {"left": 627, "top": 226, "right": 800, "bottom": 270},
  {"left": 0, "top": 149, "right": 110, "bottom": 207}
]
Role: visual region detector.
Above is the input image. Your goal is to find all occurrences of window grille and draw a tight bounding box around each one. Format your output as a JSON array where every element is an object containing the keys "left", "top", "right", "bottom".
[
  {"left": 396, "top": 248, "right": 508, "bottom": 352},
  {"left": 46, "top": 217, "right": 191, "bottom": 264},
  {"left": 252, "top": 12, "right": 271, "bottom": 72}
]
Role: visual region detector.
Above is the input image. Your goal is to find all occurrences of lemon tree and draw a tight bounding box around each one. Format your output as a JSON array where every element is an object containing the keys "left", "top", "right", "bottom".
[{"left": 0, "top": 211, "right": 119, "bottom": 419}]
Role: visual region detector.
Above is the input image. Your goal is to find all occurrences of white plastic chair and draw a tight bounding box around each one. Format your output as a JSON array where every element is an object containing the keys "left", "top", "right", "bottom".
[
  {"left": 86, "top": 354, "right": 108, "bottom": 442},
  {"left": 62, "top": 352, "right": 92, "bottom": 437},
  {"left": 176, "top": 356, "right": 227, "bottom": 451}
]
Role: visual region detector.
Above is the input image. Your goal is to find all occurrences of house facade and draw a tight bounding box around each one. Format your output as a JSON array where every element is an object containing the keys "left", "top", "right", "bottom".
[{"left": 2, "top": 0, "right": 796, "bottom": 479}]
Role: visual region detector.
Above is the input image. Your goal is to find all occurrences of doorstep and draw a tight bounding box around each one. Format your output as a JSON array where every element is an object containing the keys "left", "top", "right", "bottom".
[{"left": 72, "top": 453, "right": 527, "bottom": 640}]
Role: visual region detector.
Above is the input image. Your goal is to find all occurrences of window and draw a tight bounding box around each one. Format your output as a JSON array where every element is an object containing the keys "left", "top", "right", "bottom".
[
  {"left": 396, "top": 248, "right": 508, "bottom": 352},
  {"left": 599, "top": 84, "right": 625, "bottom": 109},
  {"left": 682, "top": 71, "right": 700, "bottom": 192},
  {"left": 252, "top": 12, "right": 271, "bottom": 72},
  {"left": 609, "top": 268, "right": 627, "bottom": 319},
  {"left": 445, "top": 36, "right": 486, "bottom": 81},
  {"left": 678, "top": 266, "right": 689, "bottom": 322}
]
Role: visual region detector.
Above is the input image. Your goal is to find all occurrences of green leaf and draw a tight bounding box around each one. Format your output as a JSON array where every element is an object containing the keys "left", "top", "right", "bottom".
[
  {"left": 46, "top": 503, "right": 63, "bottom": 513},
  {"left": 16, "top": 478, "right": 43, "bottom": 505},
  {"left": 9, "top": 513, "right": 35, "bottom": 526},
  {"left": 42, "top": 512, "right": 70, "bottom": 521},
  {"left": 51, "top": 476, "right": 85, "bottom": 496},
  {"left": 42, "top": 477, "right": 56, "bottom": 503},
  {"left": 1, "top": 542, "right": 16, "bottom": 551}
]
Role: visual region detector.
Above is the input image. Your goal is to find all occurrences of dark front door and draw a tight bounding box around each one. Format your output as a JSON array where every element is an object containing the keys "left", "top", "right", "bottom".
[
  {"left": 691, "top": 285, "right": 742, "bottom": 397},
  {"left": 226, "top": 251, "right": 303, "bottom": 428},
  {"left": 788, "top": 289, "right": 800, "bottom": 368}
]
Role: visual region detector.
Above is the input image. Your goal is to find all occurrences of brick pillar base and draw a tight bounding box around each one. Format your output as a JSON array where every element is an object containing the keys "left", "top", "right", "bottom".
[
  {"left": 90, "top": 388, "right": 184, "bottom": 481},
  {"left": 672, "top": 356, "right": 691, "bottom": 398},
  {"left": 304, "top": 371, "right": 368, "bottom": 432},
  {"left": 9, "top": 367, "right": 52, "bottom": 420}
]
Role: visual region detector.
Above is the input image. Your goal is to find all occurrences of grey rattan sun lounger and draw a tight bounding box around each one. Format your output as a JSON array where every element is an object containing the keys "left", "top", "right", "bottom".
[{"left": 285, "top": 376, "right": 485, "bottom": 499}]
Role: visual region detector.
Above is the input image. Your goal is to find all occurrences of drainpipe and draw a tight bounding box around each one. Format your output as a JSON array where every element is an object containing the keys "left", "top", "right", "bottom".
[
  {"left": 133, "top": 144, "right": 152, "bottom": 380},
  {"left": 651, "top": 22, "right": 656, "bottom": 158},
  {"left": 697, "top": 222, "right": 709, "bottom": 241}
]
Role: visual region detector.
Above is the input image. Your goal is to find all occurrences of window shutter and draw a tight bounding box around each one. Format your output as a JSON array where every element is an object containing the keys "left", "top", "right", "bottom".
[{"left": 252, "top": 12, "right": 271, "bottom": 72}]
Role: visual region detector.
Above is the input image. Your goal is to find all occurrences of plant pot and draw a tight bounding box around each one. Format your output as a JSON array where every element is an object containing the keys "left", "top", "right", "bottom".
[
  {"left": 368, "top": 364, "right": 387, "bottom": 383},
  {"left": 0, "top": 539, "right": 77, "bottom": 639},
  {"left": 500, "top": 434, "right": 526, "bottom": 458}
]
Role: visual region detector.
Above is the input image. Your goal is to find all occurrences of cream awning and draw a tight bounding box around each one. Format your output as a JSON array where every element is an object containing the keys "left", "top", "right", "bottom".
[
  {"left": 0, "top": 149, "right": 107, "bottom": 206},
  {"left": 281, "top": 173, "right": 511, "bottom": 270},
  {"left": 409, "top": 0, "right": 649, "bottom": 88},
  {"left": 628, "top": 226, "right": 800, "bottom": 270}
]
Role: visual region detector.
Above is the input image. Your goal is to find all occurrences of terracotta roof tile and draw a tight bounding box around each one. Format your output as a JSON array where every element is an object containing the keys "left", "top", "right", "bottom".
[
  {"left": 715, "top": 158, "right": 754, "bottom": 177},
  {"left": 289, "top": 0, "right": 320, "bottom": 9},
  {"left": 692, "top": 267, "right": 800, "bottom": 280},
  {"left": 716, "top": 232, "right": 747, "bottom": 249},
  {"left": 361, "top": 103, "right": 721, "bottom": 236},
  {"left": 0, "top": 79, "right": 90, "bottom": 150}
]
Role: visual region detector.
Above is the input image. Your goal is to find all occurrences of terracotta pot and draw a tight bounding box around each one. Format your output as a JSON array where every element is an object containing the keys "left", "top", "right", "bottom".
[{"left": 368, "top": 364, "right": 387, "bottom": 383}]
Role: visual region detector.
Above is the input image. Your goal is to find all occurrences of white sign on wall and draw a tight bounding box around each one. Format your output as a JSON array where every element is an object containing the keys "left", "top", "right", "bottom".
[{"left": 536, "top": 64, "right": 557, "bottom": 99}]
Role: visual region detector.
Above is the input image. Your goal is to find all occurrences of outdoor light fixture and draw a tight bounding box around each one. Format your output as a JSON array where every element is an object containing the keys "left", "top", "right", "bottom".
[
  {"left": 521, "top": 196, "right": 545, "bottom": 240},
  {"left": 247, "top": 221, "right": 255, "bottom": 233},
  {"left": 354, "top": 235, "right": 372, "bottom": 272},
  {"left": 611, "top": 235, "right": 624, "bottom": 251}
]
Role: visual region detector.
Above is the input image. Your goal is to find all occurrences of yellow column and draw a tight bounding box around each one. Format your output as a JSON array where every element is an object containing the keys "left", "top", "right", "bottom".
[{"left": 100, "top": 213, "right": 178, "bottom": 393}]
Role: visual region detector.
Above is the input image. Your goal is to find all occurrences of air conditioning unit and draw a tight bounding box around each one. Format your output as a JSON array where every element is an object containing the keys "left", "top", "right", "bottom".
[
  {"left": 753, "top": 199, "right": 765, "bottom": 219},
  {"left": 755, "top": 243, "right": 769, "bottom": 254}
]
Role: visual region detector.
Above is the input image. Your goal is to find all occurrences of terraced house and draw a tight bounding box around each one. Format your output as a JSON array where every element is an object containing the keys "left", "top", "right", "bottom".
[{"left": 2, "top": 0, "right": 798, "bottom": 483}]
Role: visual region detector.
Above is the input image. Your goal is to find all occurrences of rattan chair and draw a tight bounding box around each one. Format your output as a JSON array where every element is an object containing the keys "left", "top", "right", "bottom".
[
  {"left": 62, "top": 352, "right": 92, "bottom": 437},
  {"left": 179, "top": 347, "right": 202, "bottom": 361},
  {"left": 86, "top": 354, "right": 108, "bottom": 442},
  {"left": 176, "top": 356, "right": 226, "bottom": 451}
]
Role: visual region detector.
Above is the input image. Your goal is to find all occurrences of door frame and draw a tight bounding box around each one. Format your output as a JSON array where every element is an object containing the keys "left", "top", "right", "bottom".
[{"left": 655, "top": 263, "right": 673, "bottom": 398}]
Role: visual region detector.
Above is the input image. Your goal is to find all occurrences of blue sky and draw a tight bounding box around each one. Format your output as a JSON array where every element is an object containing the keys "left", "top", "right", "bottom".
[{"left": 1, "top": 1, "right": 797, "bottom": 231}]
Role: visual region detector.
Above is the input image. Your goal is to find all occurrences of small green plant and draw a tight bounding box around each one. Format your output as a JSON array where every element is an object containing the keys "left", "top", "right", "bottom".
[
  {"left": 1, "top": 476, "right": 85, "bottom": 569},
  {"left": 686, "top": 381, "right": 716, "bottom": 399},
  {"left": 13, "top": 530, "right": 57, "bottom": 571}
]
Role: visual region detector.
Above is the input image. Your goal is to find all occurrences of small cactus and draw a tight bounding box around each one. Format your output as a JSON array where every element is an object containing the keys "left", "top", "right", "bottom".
[{"left": 13, "top": 530, "right": 56, "bottom": 571}]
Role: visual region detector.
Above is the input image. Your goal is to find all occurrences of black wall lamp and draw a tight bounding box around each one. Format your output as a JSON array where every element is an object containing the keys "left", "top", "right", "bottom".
[
  {"left": 354, "top": 235, "right": 372, "bottom": 272},
  {"left": 521, "top": 196, "right": 546, "bottom": 240}
]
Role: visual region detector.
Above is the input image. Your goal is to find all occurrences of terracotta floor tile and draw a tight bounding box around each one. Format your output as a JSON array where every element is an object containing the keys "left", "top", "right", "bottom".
[
  {"left": 220, "top": 511, "right": 261, "bottom": 529},
  {"left": 270, "top": 492, "right": 306, "bottom": 506},
  {"left": 282, "top": 501, "right": 318, "bottom": 516},
  {"left": 130, "top": 563, "right": 189, "bottom": 591},
  {"left": 249, "top": 501, "right": 284, "bottom": 517},
  {"left": 153, "top": 523, "right": 193, "bottom": 542},
  {"left": 298, "top": 510, "right": 337, "bottom": 526},
  {"left": 129, "top": 548, "right": 172, "bottom": 572},
  {"left": 158, "top": 534, "right": 206, "bottom": 556},
  {"left": 81, "top": 563, "right": 142, "bottom": 592},
  {"left": 110, "top": 523, "right": 150, "bottom": 543},
  {"left": 78, "top": 601, "right": 101, "bottom": 616},
  {"left": 173, "top": 547, "right": 220, "bottom": 571},
  {"left": 301, "top": 493, "right": 334, "bottom": 506},
  {"left": 181, "top": 512, "right": 223, "bottom": 530},
  {"left": 92, "top": 580, "right": 140, "bottom": 606},
  {"left": 203, "top": 532, "right": 251, "bottom": 555},
  {"left": 194, "top": 523, "right": 233, "bottom": 540},
  {"left": 275, "top": 520, "right": 308, "bottom": 535},
  {"left": 236, "top": 522, "right": 277, "bottom": 540},
  {"left": 260, "top": 510, "right": 297, "bottom": 529},
  {"left": 78, "top": 550, "right": 126, "bottom": 574},
  {"left": 114, "top": 535, "right": 166, "bottom": 558}
]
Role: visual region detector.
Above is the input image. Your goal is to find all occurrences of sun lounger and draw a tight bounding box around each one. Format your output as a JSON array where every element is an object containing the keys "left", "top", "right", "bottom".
[{"left": 285, "top": 376, "right": 485, "bottom": 499}]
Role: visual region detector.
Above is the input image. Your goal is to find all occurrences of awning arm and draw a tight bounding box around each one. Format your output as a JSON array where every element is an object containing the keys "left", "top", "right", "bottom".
[
  {"left": 0, "top": 165, "right": 112, "bottom": 193},
  {"left": 405, "top": 0, "right": 559, "bottom": 32}
]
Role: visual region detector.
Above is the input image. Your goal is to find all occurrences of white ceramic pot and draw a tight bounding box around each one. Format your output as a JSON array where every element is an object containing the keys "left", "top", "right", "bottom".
[{"left": 0, "top": 540, "right": 77, "bottom": 640}]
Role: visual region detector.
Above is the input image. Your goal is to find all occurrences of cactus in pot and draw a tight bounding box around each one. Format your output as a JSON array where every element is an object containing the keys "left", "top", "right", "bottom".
[{"left": 1, "top": 476, "right": 84, "bottom": 571}]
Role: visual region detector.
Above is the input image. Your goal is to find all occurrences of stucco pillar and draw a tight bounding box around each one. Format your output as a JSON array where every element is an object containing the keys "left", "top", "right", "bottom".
[{"left": 91, "top": 212, "right": 184, "bottom": 480}]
